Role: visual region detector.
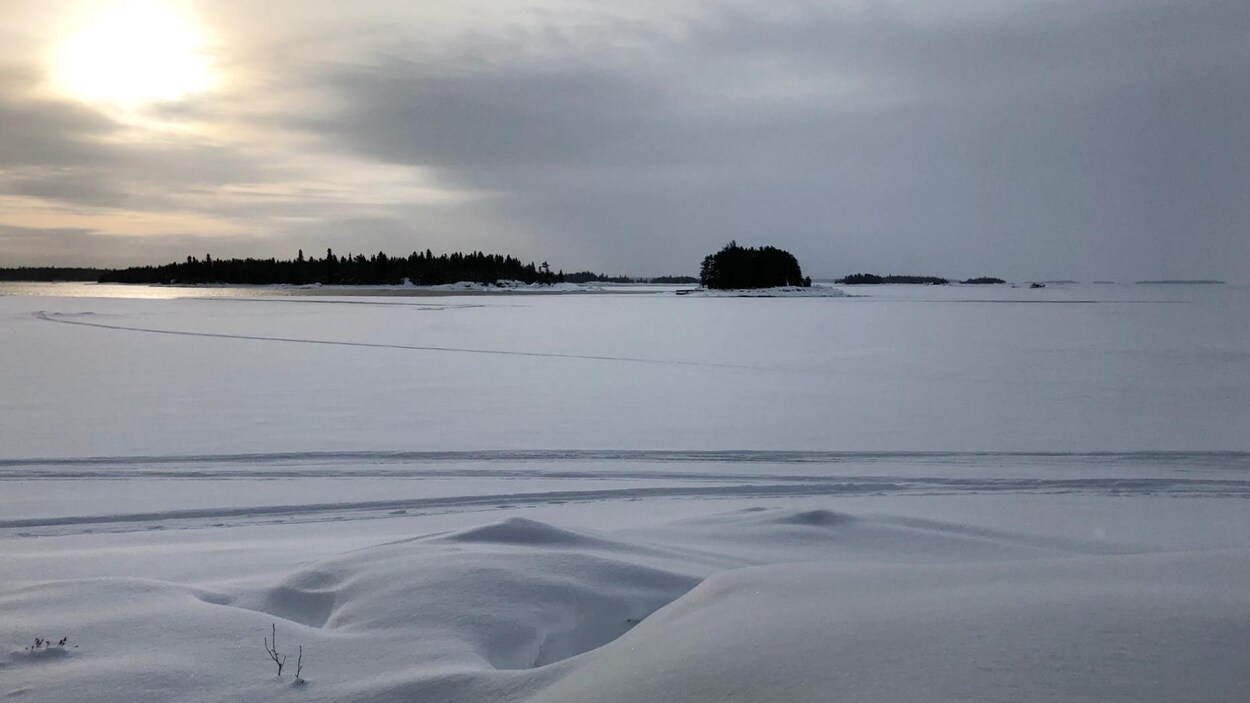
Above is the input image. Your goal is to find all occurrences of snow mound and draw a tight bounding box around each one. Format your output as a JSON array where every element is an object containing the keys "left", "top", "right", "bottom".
[
  {"left": 766, "top": 508, "right": 855, "bottom": 526},
  {"left": 4, "top": 511, "right": 1244, "bottom": 703},
  {"left": 223, "top": 520, "right": 700, "bottom": 671},
  {"left": 657, "top": 506, "right": 1112, "bottom": 563},
  {"left": 440, "top": 517, "right": 612, "bottom": 547},
  {"left": 235, "top": 576, "right": 339, "bottom": 628}
]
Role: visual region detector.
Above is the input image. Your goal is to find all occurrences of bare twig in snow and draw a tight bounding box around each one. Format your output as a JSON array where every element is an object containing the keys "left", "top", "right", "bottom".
[{"left": 264, "top": 623, "right": 287, "bottom": 677}]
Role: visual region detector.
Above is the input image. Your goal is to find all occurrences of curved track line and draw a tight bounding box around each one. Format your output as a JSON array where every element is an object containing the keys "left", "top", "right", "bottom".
[
  {"left": 4, "top": 476, "right": 1246, "bottom": 533},
  {"left": 3, "top": 449, "right": 1247, "bottom": 469},
  {"left": 32, "top": 311, "right": 744, "bottom": 368}
]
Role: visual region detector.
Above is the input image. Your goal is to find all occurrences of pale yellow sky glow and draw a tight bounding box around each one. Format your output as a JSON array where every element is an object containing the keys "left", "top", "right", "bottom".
[
  {"left": 0, "top": 0, "right": 516, "bottom": 266},
  {"left": 0, "top": 193, "right": 239, "bottom": 244},
  {"left": 54, "top": 1, "right": 215, "bottom": 106}
]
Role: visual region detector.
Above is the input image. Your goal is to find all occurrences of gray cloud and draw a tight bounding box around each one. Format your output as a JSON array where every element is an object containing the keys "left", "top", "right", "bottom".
[
  {"left": 0, "top": 68, "right": 119, "bottom": 170},
  {"left": 2, "top": 0, "right": 1248, "bottom": 280},
  {"left": 0, "top": 71, "right": 265, "bottom": 219},
  {"left": 301, "top": 0, "right": 1250, "bottom": 279}
]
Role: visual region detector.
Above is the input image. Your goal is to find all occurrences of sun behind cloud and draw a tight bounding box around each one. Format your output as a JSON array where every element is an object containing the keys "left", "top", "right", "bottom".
[{"left": 54, "top": 0, "right": 214, "bottom": 106}]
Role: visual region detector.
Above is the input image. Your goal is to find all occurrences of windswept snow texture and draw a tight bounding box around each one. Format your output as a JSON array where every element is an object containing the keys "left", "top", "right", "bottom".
[{"left": 2, "top": 283, "right": 1250, "bottom": 702}]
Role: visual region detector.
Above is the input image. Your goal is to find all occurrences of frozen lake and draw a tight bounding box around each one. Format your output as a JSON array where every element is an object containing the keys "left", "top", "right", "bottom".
[
  {"left": 2, "top": 282, "right": 1248, "bottom": 458},
  {"left": 2, "top": 282, "right": 1248, "bottom": 702}
]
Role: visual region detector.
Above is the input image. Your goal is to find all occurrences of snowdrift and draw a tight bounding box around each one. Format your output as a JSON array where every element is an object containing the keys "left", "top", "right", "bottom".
[
  {"left": 5, "top": 509, "right": 1245, "bottom": 702},
  {"left": 531, "top": 551, "right": 1250, "bottom": 703}
]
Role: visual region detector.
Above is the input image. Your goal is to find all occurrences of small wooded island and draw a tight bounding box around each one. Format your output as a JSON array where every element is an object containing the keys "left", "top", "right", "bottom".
[{"left": 699, "top": 242, "right": 811, "bottom": 289}]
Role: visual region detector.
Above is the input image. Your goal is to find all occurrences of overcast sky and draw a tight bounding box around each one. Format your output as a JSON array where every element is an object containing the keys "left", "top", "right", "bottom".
[{"left": 1, "top": 0, "right": 1247, "bottom": 280}]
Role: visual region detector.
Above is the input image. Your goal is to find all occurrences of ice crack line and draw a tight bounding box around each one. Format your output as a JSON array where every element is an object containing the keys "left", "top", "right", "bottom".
[{"left": 32, "top": 311, "right": 745, "bottom": 368}]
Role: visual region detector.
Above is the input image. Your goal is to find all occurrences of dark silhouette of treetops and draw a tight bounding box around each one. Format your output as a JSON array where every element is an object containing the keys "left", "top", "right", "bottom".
[
  {"left": 837, "top": 273, "right": 949, "bottom": 285},
  {"left": 99, "top": 249, "right": 564, "bottom": 286},
  {"left": 699, "top": 242, "right": 811, "bottom": 290}
]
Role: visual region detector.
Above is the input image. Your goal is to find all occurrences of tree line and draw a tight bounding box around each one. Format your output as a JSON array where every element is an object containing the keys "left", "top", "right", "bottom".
[
  {"left": 98, "top": 249, "right": 565, "bottom": 285},
  {"left": 0, "top": 267, "right": 107, "bottom": 281},
  {"left": 81, "top": 251, "right": 701, "bottom": 286}
]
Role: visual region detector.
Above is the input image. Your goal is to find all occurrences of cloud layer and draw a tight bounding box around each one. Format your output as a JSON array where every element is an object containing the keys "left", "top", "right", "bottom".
[{"left": 1, "top": 0, "right": 1247, "bottom": 279}]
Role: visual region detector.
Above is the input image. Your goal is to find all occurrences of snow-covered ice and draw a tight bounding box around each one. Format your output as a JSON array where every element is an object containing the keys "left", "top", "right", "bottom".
[{"left": 1, "top": 282, "right": 1248, "bottom": 701}]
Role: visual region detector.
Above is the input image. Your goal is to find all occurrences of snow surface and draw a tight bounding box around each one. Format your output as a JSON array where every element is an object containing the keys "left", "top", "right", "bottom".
[
  {"left": 2, "top": 283, "right": 1249, "bottom": 701},
  {"left": 3, "top": 283, "right": 1249, "bottom": 457}
]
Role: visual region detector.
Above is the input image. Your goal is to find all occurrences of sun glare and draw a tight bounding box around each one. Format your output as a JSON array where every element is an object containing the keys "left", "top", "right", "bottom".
[{"left": 55, "top": 1, "right": 213, "bottom": 106}]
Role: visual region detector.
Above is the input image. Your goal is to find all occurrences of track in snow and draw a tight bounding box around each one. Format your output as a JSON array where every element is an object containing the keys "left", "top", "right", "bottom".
[{"left": 3, "top": 450, "right": 1246, "bottom": 537}]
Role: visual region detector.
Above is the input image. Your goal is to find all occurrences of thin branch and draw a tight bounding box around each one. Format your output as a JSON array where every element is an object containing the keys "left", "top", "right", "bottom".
[{"left": 264, "top": 623, "right": 286, "bottom": 676}]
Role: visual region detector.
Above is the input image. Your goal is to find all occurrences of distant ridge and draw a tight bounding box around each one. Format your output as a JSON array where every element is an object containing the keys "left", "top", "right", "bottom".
[{"left": 1135, "top": 280, "right": 1225, "bottom": 285}]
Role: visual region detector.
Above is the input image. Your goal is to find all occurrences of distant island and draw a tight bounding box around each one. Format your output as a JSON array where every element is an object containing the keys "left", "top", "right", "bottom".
[
  {"left": 0, "top": 267, "right": 108, "bottom": 282},
  {"left": 0, "top": 250, "right": 695, "bottom": 286},
  {"left": 7, "top": 261, "right": 1223, "bottom": 290},
  {"left": 837, "top": 274, "right": 949, "bottom": 285},
  {"left": 700, "top": 242, "right": 811, "bottom": 289},
  {"left": 564, "top": 272, "right": 698, "bottom": 285},
  {"left": 833, "top": 274, "right": 1008, "bottom": 285},
  {"left": 98, "top": 250, "right": 568, "bottom": 286},
  {"left": 0, "top": 251, "right": 697, "bottom": 287},
  {"left": 649, "top": 275, "right": 701, "bottom": 284}
]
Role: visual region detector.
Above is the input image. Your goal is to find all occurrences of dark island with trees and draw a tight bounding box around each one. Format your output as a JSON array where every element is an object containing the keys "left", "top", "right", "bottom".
[
  {"left": 837, "top": 273, "right": 949, "bottom": 285},
  {"left": 0, "top": 254, "right": 699, "bottom": 287},
  {"left": 1, "top": 249, "right": 1017, "bottom": 290},
  {"left": 835, "top": 274, "right": 1007, "bottom": 285},
  {"left": 86, "top": 250, "right": 695, "bottom": 287},
  {"left": 562, "top": 271, "right": 698, "bottom": 284},
  {"left": 699, "top": 242, "right": 811, "bottom": 289},
  {"left": 0, "top": 267, "right": 108, "bottom": 282},
  {"left": 99, "top": 249, "right": 564, "bottom": 285},
  {"left": 0, "top": 249, "right": 706, "bottom": 287}
]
